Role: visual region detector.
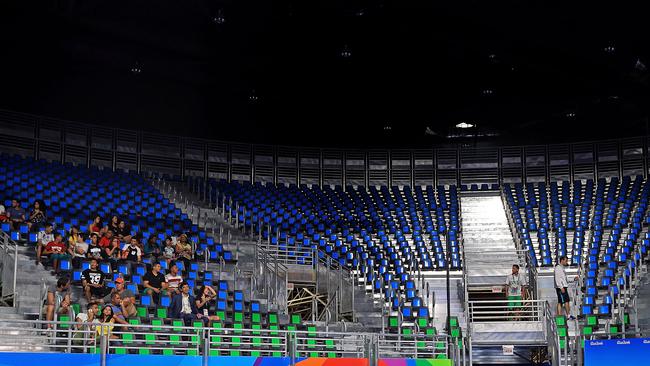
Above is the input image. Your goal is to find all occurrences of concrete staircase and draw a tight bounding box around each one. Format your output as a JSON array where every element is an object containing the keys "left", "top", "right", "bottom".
[
  {"left": 4, "top": 243, "right": 57, "bottom": 319},
  {"left": 461, "top": 193, "right": 519, "bottom": 285},
  {"left": 634, "top": 268, "right": 650, "bottom": 330},
  {"left": 0, "top": 306, "right": 51, "bottom": 352},
  {"left": 424, "top": 275, "right": 466, "bottom": 331}
]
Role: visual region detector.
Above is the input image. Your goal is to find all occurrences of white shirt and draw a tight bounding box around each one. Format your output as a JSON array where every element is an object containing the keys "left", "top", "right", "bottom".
[
  {"left": 38, "top": 230, "right": 54, "bottom": 245},
  {"left": 505, "top": 272, "right": 526, "bottom": 296},
  {"left": 181, "top": 294, "right": 192, "bottom": 314},
  {"left": 554, "top": 264, "right": 569, "bottom": 288}
]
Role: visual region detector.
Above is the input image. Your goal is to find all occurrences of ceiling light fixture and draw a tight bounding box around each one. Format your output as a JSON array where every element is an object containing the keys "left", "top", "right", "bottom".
[{"left": 455, "top": 122, "right": 475, "bottom": 129}]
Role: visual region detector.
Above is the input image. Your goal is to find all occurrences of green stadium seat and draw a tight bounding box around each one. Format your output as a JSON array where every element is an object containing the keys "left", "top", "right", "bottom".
[
  {"left": 555, "top": 316, "right": 566, "bottom": 327},
  {"left": 389, "top": 316, "right": 399, "bottom": 328},
  {"left": 137, "top": 306, "right": 148, "bottom": 318}
]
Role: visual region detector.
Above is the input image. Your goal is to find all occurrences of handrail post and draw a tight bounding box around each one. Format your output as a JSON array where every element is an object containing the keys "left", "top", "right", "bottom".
[
  {"left": 203, "top": 329, "right": 210, "bottom": 366},
  {"left": 100, "top": 334, "right": 108, "bottom": 366},
  {"left": 12, "top": 241, "right": 17, "bottom": 307}
]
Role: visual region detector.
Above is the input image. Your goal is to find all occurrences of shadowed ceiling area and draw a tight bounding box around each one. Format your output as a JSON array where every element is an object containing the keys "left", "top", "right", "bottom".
[{"left": 1, "top": 0, "right": 649, "bottom": 147}]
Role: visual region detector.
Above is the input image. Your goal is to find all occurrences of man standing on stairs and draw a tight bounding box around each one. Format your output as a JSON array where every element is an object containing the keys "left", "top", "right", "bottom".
[
  {"left": 505, "top": 264, "right": 527, "bottom": 320},
  {"left": 554, "top": 256, "right": 578, "bottom": 319}
]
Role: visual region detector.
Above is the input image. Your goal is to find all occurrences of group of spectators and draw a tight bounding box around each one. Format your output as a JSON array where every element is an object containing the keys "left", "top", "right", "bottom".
[
  {"left": 0, "top": 199, "right": 47, "bottom": 230},
  {"left": 0, "top": 200, "right": 222, "bottom": 335},
  {"left": 47, "top": 258, "right": 221, "bottom": 337},
  {"left": 29, "top": 213, "right": 195, "bottom": 275}
]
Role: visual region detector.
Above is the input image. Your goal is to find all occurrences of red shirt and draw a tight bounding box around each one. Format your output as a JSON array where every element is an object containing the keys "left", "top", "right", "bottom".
[
  {"left": 45, "top": 241, "right": 66, "bottom": 253},
  {"left": 99, "top": 236, "right": 112, "bottom": 248}
]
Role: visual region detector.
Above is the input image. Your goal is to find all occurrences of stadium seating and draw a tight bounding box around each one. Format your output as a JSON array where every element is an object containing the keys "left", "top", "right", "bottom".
[
  {"left": 503, "top": 177, "right": 649, "bottom": 323},
  {"left": 194, "top": 177, "right": 461, "bottom": 328}
]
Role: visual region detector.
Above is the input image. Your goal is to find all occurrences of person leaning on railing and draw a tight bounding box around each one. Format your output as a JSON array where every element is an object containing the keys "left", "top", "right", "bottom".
[{"left": 44, "top": 277, "right": 71, "bottom": 328}]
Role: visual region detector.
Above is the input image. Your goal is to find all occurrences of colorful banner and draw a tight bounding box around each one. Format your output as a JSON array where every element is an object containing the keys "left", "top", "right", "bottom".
[{"left": 0, "top": 353, "right": 452, "bottom": 366}]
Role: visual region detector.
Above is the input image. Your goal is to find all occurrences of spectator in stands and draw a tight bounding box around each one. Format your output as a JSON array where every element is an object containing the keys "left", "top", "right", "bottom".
[
  {"left": 165, "top": 263, "right": 183, "bottom": 295},
  {"left": 104, "top": 237, "right": 122, "bottom": 267},
  {"left": 45, "top": 277, "right": 71, "bottom": 328},
  {"left": 169, "top": 282, "right": 208, "bottom": 325},
  {"left": 27, "top": 199, "right": 47, "bottom": 230},
  {"left": 99, "top": 230, "right": 114, "bottom": 248},
  {"left": 143, "top": 261, "right": 169, "bottom": 305},
  {"left": 176, "top": 233, "right": 193, "bottom": 269},
  {"left": 36, "top": 223, "right": 55, "bottom": 264},
  {"left": 0, "top": 204, "right": 7, "bottom": 222},
  {"left": 108, "top": 293, "right": 131, "bottom": 327},
  {"left": 554, "top": 255, "right": 578, "bottom": 319},
  {"left": 74, "top": 302, "right": 99, "bottom": 345},
  {"left": 7, "top": 199, "right": 26, "bottom": 230},
  {"left": 108, "top": 215, "right": 120, "bottom": 234},
  {"left": 162, "top": 236, "right": 177, "bottom": 266},
  {"left": 195, "top": 285, "right": 220, "bottom": 321},
  {"left": 96, "top": 305, "right": 117, "bottom": 340},
  {"left": 143, "top": 235, "right": 161, "bottom": 258},
  {"left": 88, "top": 215, "right": 104, "bottom": 235},
  {"left": 87, "top": 233, "right": 104, "bottom": 260},
  {"left": 68, "top": 226, "right": 88, "bottom": 267},
  {"left": 111, "top": 277, "right": 137, "bottom": 318},
  {"left": 82, "top": 259, "right": 110, "bottom": 303},
  {"left": 116, "top": 220, "right": 132, "bottom": 243},
  {"left": 505, "top": 264, "right": 527, "bottom": 320},
  {"left": 43, "top": 233, "right": 69, "bottom": 275},
  {"left": 121, "top": 237, "right": 142, "bottom": 262}
]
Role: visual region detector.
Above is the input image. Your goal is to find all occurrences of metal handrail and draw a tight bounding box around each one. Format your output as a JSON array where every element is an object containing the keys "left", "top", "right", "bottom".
[
  {"left": 0, "top": 229, "right": 19, "bottom": 307},
  {"left": 0, "top": 318, "right": 461, "bottom": 361}
]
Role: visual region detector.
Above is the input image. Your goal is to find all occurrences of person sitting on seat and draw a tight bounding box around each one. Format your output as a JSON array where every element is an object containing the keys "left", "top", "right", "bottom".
[
  {"left": 0, "top": 204, "right": 7, "bottom": 223},
  {"left": 43, "top": 233, "right": 69, "bottom": 275},
  {"left": 143, "top": 261, "right": 169, "bottom": 305},
  {"left": 68, "top": 226, "right": 88, "bottom": 267},
  {"left": 165, "top": 263, "right": 183, "bottom": 295},
  {"left": 109, "top": 277, "right": 137, "bottom": 318},
  {"left": 104, "top": 237, "right": 121, "bottom": 266},
  {"left": 162, "top": 236, "right": 177, "bottom": 267},
  {"left": 143, "top": 235, "right": 161, "bottom": 258},
  {"left": 96, "top": 305, "right": 117, "bottom": 340},
  {"left": 88, "top": 215, "right": 104, "bottom": 236},
  {"left": 82, "top": 259, "right": 110, "bottom": 303},
  {"left": 36, "top": 223, "right": 55, "bottom": 264},
  {"left": 26, "top": 199, "right": 47, "bottom": 230},
  {"left": 6, "top": 199, "right": 26, "bottom": 230},
  {"left": 107, "top": 215, "right": 120, "bottom": 235},
  {"left": 74, "top": 302, "right": 99, "bottom": 345},
  {"left": 87, "top": 233, "right": 104, "bottom": 260},
  {"left": 116, "top": 220, "right": 133, "bottom": 243},
  {"left": 176, "top": 233, "right": 193, "bottom": 269},
  {"left": 121, "top": 237, "right": 142, "bottom": 262},
  {"left": 107, "top": 293, "right": 131, "bottom": 327},
  {"left": 45, "top": 277, "right": 71, "bottom": 328},
  {"left": 195, "top": 285, "right": 221, "bottom": 322},
  {"left": 99, "top": 229, "right": 115, "bottom": 248},
  {"left": 169, "top": 282, "right": 211, "bottom": 325}
]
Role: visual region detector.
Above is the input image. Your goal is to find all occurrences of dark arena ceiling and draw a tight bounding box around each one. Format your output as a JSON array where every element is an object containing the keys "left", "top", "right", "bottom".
[{"left": 1, "top": 0, "right": 649, "bottom": 148}]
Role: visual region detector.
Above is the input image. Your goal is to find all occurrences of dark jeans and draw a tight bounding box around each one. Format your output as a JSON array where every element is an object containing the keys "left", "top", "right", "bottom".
[{"left": 180, "top": 313, "right": 207, "bottom": 326}]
